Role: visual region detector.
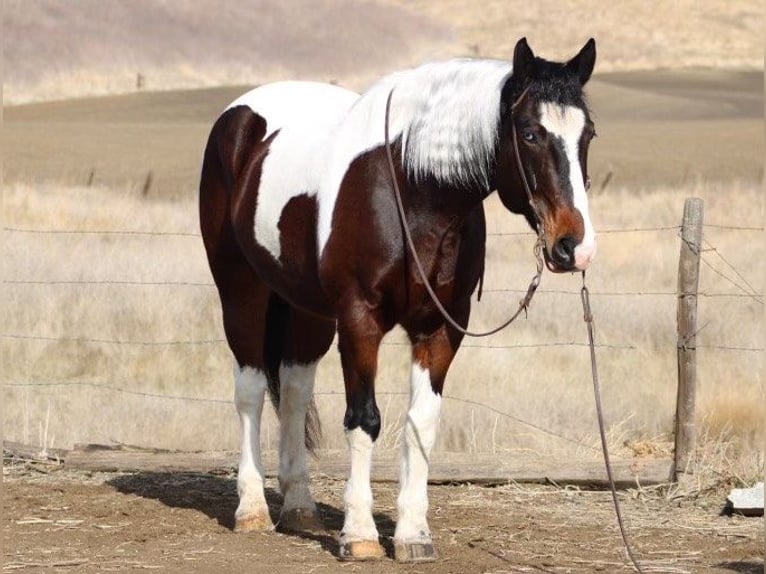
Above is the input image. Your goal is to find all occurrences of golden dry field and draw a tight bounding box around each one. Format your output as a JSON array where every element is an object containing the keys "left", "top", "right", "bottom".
[{"left": 2, "top": 2, "right": 764, "bottom": 571}]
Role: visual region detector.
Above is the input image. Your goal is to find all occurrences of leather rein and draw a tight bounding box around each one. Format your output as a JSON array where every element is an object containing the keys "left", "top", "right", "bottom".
[
  {"left": 382, "top": 86, "right": 645, "bottom": 573},
  {"left": 382, "top": 86, "right": 545, "bottom": 337}
]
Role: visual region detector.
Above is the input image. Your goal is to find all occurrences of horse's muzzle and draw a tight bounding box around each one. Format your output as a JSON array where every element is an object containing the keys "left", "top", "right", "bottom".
[
  {"left": 545, "top": 235, "right": 577, "bottom": 273},
  {"left": 545, "top": 235, "right": 595, "bottom": 273}
]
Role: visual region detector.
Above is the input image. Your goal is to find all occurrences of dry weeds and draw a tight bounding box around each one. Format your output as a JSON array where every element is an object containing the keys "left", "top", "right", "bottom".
[{"left": 2, "top": 180, "right": 762, "bottom": 488}]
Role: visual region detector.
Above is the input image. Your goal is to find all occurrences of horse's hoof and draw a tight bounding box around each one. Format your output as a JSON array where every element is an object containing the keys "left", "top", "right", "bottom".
[
  {"left": 394, "top": 540, "right": 437, "bottom": 563},
  {"left": 277, "top": 508, "right": 324, "bottom": 534},
  {"left": 234, "top": 510, "right": 274, "bottom": 532},
  {"left": 338, "top": 539, "right": 386, "bottom": 561}
]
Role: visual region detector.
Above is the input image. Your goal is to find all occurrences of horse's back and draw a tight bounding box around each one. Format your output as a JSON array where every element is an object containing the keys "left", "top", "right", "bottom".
[
  {"left": 226, "top": 81, "right": 359, "bottom": 137},
  {"left": 201, "top": 81, "right": 359, "bottom": 315}
]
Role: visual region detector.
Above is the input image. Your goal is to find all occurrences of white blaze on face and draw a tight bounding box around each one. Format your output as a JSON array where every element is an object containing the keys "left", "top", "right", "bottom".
[{"left": 538, "top": 102, "right": 597, "bottom": 270}]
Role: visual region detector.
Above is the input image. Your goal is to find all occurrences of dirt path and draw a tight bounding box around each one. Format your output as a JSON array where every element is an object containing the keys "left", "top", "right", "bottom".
[{"left": 4, "top": 462, "right": 762, "bottom": 573}]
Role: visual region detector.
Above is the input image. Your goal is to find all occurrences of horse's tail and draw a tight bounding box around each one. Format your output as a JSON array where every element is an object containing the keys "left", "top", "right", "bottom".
[{"left": 263, "top": 293, "right": 322, "bottom": 455}]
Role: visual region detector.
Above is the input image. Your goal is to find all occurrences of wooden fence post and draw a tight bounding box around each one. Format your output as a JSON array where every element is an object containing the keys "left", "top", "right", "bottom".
[{"left": 673, "top": 197, "right": 704, "bottom": 481}]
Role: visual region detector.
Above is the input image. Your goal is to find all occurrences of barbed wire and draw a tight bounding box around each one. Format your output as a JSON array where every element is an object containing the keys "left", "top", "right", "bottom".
[
  {"left": 4, "top": 380, "right": 598, "bottom": 451},
  {"left": 382, "top": 340, "right": 636, "bottom": 350},
  {"left": 6, "top": 222, "right": 761, "bottom": 238},
  {"left": 5, "top": 332, "right": 757, "bottom": 352},
  {"left": 4, "top": 219, "right": 761, "bottom": 456},
  {"left": 1, "top": 332, "right": 634, "bottom": 350},
  {"left": 488, "top": 225, "right": 681, "bottom": 237},
  {"left": 5, "top": 380, "right": 232, "bottom": 404},
  {"left": 2, "top": 279, "right": 215, "bottom": 287},
  {"left": 479, "top": 288, "right": 762, "bottom": 298},
  {"left": 1, "top": 333, "right": 225, "bottom": 346},
  {"left": 704, "top": 223, "right": 764, "bottom": 231},
  {"left": 696, "top": 344, "right": 763, "bottom": 352},
  {"left": 3, "top": 226, "right": 199, "bottom": 237},
  {"left": 3, "top": 279, "right": 761, "bottom": 301},
  {"left": 701, "top": 237, "right": 761, "bottom": 301},
  {"left": 700, "top": 257, "right": 763, "bottom": 305}
]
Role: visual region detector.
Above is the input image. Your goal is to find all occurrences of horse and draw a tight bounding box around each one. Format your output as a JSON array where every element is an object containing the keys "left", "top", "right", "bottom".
[{"left": 199, "top": 37, "right": 597, "bottom": 562}]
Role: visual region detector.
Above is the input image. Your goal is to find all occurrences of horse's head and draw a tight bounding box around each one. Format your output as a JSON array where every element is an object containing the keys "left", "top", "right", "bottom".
[{"left": 496, "top": 38, "right": 597, "bottom": 272}]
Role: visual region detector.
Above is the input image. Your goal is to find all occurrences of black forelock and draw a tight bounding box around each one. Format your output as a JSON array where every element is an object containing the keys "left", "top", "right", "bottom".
[
  {"left": 528, "top": 58, "right": 585, "bottom": 106},
  {"left": 501, "top": 56, "right": 588, "bottom": 112}
]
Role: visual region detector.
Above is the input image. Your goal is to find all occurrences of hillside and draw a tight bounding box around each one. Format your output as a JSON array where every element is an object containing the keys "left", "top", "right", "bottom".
[{"left": 4, "top": 0, "right": 762, "bottom": 104}]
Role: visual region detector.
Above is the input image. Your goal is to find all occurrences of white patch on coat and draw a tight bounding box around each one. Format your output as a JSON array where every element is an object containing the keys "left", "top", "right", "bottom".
[
  {"left": 538, "top": 102, "right": 597, "bottom": 269},
  {"left": 222, "top": 62, "right": 514, "bottom": 265},
  {"left": 227, "top": 82, "right": 359, "bottom": 261},
  {"left": 278, "top": 362, "right": 318, "bottom": 512},
  {"left": 394, "top": 363, "right": 442, "bottom": 542},
  {"left": 317, "top": 60, "right": 511, "bottom": 257},
  {"left": 233, "top": 363, "right": 270, "bottom": 522},
  {"left": 340, "top": 428, "right": 379, "bottom": 542}
]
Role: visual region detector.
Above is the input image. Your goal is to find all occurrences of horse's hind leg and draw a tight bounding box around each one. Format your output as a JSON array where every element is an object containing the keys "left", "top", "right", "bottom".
[
  {"left": 200, "top": 112, "right": 276, "bottom": 532},
  {"left": 274, "top": 306, "right": 336, "bottom": 533},
  {"left": 202, "top": 227, "right": 274, "bottom": 531},
  {"left": 222, "top": 280, "right": 274, "bottom": 532},
  {"left": 232, "top": 355, "right": 273, "bottom": 531}
]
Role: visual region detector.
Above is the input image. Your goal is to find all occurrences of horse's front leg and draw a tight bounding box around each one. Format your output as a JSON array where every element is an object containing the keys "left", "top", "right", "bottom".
[
  {"left": 395, "top": 320, "right": 464, "bottom": 562},
  {"left": 337, "top": 303, "right": 386, "bottom": 561}
]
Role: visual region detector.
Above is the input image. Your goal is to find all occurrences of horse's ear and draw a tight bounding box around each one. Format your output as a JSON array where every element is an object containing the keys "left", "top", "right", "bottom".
[
  {"left": 512, "top": 37, "right": 536, "bottom": 82},
  {"left": 566, "top": 38, "right": 596, "bottom": 85}
]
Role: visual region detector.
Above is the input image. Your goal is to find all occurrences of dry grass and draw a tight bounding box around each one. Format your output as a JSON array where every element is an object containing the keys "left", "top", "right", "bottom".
[
  {"left": 3, "top": 0, "right": 762, "bottom": 476},
  {"left": 3, "top": 180, "right": 762, "bottom": 487}
]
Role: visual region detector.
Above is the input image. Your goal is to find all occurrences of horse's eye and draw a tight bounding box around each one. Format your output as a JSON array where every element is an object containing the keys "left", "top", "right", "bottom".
[
  {"left": 522, "top": 130, "right": 536, "bottom": 144},
  {"left": 585, "top": 176, "right": 592, "bottom": 192}
]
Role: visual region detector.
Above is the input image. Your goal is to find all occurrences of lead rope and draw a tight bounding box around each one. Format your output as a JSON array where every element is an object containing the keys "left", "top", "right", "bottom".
[
  {"left": 383, "top": 87, "right": 544, "bottom": 337},
  {"left": 581, "top": 272, "right": 644, "bottom": 573},
  {"left": 385, "top": 87, "right": 643, "bottom": 572}
]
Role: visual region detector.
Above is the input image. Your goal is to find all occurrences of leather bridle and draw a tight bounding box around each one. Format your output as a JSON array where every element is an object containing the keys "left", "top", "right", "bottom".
[{"left": 383, "top": 86, "right": 545, "bottom": 337}]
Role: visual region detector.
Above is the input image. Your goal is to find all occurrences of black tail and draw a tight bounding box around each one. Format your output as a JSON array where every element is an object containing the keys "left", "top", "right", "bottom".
[{"left": 263, "top": 293, "right": 322, "bottom": 454}]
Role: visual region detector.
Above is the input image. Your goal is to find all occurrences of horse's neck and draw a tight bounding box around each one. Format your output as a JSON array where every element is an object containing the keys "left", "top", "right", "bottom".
[{"left": 405, "top": 180, "right": 485, "bottom": 239}]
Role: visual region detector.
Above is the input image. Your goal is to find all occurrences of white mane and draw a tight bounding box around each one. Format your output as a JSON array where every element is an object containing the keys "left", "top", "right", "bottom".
[{"left": 359, "top": 59, "right": 513, "bottom": 192}]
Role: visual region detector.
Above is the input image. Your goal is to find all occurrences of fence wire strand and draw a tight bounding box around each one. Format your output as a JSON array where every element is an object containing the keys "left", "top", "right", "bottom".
[
  {"left": 702, "top": 237, "right": 762, "bottom": 302},
  {"left": 4, "top": 380, "right": 599, "bottom": 452},
  {"left": 4, "top": 219, "right": 762, "bottom": 452}
]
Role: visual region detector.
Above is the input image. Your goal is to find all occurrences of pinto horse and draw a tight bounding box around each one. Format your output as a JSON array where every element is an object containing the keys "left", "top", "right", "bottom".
[{"left": 199, "top": 37, "right": 597, "bottom": 562}]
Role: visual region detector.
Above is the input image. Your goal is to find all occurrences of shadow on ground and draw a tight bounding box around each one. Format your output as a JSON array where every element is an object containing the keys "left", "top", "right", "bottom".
[
  {"left": 107, "top": 471, "right": 398, "bottom": 558},
  {"left": 717, "top": 561, "right": 765, "bottom": 574}
]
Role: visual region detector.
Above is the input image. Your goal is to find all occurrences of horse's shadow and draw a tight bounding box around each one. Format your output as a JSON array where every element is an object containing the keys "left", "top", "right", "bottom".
[
  {"left": 716, "top": 562, "right": 764, "bottom": 574},
  {"left": 107, "top": 471, "right": 396, "bottom": 557}
]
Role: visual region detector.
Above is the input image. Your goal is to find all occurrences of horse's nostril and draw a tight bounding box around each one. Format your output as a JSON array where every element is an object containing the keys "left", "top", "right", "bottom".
[{"left": 552, "top": 236, "right": 577, "bottom": 267}]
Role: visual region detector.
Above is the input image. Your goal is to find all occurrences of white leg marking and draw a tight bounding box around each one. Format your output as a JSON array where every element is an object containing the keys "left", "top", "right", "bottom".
[
  {"left": 341, "top": 428, "right": 379, "bottom": 542},
  {"left": 278, "top": 362, "right": 318, "bottom": 512},
  {"left": 394, "top": 363, "right": 442, "bottom": 543},
  {"left": 234, "top": 363, "right": 271, "bottom": 526},
  {"left": 538, "top": 102, "right": 597, "bottom": 269}
]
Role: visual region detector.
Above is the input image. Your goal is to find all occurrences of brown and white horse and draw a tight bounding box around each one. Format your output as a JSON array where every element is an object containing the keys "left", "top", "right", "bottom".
[{"left": 199, "top": 37, "right": 597, "bottom": 562}]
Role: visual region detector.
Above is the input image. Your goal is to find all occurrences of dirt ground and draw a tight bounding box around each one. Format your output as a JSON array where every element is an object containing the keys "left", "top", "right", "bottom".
[{"left": 4, "top": 459, "right": 763, "bottom": 574}]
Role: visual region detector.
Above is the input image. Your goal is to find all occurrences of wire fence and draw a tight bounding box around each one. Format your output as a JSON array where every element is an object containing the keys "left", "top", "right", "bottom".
[
  {"left": 3, "top": 219, "right": 763, "bottom": 453},
  {"left": 3, "top": 221, "right": 763, "bottom": 352}
]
